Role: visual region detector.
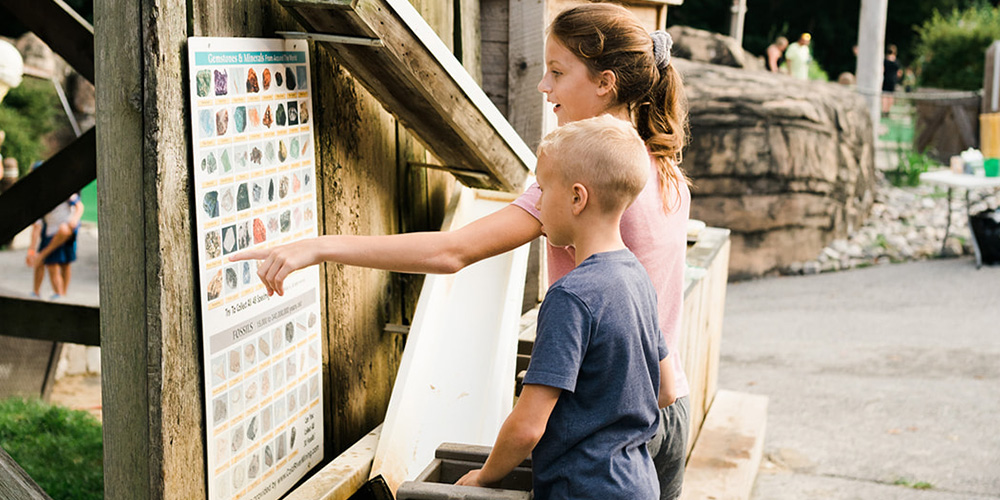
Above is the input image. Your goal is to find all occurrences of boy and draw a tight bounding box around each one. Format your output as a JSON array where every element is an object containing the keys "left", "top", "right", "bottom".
[{"left": 456, "top": 115, "right": 677, "bottom": 498}]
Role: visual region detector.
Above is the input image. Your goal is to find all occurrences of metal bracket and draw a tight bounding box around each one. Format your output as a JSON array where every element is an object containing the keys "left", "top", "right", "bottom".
[
  {"left": 276, "top": 31, "right": 384, "bottom": 47},
  {"left": 408, "top": 162, "right": 492, "bottom": 183}
]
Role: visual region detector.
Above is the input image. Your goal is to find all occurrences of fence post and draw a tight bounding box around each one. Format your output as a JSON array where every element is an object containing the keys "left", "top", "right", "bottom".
[
  {"left": 983, "top": 40, "right": 1000, "bottom": 114},
  {"left": 856, "top": 0, "right": 888, "bottom": 141}
]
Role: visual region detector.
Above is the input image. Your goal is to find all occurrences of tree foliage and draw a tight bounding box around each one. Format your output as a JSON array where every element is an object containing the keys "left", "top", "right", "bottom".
[
  {"left": 914, "top": 3, "right": 1000, "bottom": 90},
  {"left": 667, "top": 0, "right": 1000, "bottom": 81},
  {"left": 0, "top": 78, "right": 62, "bottom": 176}
]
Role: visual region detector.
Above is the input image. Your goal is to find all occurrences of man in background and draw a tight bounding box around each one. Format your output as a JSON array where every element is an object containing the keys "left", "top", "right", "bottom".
[
  {"left": 784, "top": 33, "right": 812, "bottom": 80},
  {"left": 766, "top": 36, "right": 789, "bottom": 74}
]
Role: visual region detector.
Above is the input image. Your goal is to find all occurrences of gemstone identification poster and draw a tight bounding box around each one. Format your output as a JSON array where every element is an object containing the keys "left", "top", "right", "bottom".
[{"left": 188, "top": 37, "right": 324, "bottom": 500}]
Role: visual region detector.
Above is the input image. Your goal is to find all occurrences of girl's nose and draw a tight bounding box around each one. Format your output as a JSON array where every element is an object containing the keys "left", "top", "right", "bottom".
[{"left": 537, "top": 75, "right": 550, "bottom": 94}]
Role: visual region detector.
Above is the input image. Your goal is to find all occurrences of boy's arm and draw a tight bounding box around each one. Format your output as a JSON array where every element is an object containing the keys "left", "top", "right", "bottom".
[
  {"left": 456, "top": 384, "right": 561, "bottom": 487},
  {"left": 658, "top": 353, "right": 678, "bottom": 409}
]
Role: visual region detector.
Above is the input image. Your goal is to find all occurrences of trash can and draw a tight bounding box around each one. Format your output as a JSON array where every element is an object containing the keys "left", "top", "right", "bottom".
[{"left": 969, "top": 208, "right": 1000, "bottom": 268}]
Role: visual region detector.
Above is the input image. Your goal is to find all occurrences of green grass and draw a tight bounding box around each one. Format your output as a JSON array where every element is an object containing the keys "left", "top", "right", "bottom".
[{"left": 0, "top": 397, "right": 103, "bottom": 500}]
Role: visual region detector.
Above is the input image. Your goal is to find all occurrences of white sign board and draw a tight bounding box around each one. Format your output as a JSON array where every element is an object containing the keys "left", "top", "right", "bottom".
[{"left": 187, "top": 37, "right": 324, "bottom": 500}]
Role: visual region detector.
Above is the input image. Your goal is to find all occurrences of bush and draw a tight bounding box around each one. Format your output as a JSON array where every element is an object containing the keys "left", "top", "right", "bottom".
[
  {"left": 0, "top": 397, "right": 103, "bottom": 500},
  {"left": 886, "top": 150, "right": 937, "bottom": 187},
  {"left": 914, "top": 3, "right": 1000, "bottom": 91},
  {"left": 0, "top": 78, "right": 61, "bottom": 176}
]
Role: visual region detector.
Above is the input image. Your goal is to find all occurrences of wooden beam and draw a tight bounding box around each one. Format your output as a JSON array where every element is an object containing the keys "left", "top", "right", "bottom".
[
  {"left": 0, "top": 446, "right": 53, "bottom": 500},
  {"left": 0, "top": 0, "right": 94, "bottom": 82},
  {"left": 0, "top": 296, "right": 99, "bottom": 346},
  {"left": 284, "top": 425, "right": 381, "bottom": 500},
  {"left": 280, "top": 0, "right": 534, "bottom": 192},
  {"left": 0, "top": 128, "right": 96, "bottom": 245}
]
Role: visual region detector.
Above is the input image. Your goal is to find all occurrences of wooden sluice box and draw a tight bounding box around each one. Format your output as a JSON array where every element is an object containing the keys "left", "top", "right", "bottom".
[{"left": 396, "top": 443, "right": 533, "bottom": 500}]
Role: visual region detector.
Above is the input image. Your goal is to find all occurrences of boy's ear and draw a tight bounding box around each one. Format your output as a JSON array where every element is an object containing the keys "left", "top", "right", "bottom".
[
  {"left": 571, "top": 183, "right": 588, "bottom": 215},
  {"left": 596, "top": 70, "right": 617, "bottom": 98}
]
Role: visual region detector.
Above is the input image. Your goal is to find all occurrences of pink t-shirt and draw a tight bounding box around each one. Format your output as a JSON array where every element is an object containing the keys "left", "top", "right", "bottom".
[{"left": 512, "top": 158, "right": 692, "bottom": 398}]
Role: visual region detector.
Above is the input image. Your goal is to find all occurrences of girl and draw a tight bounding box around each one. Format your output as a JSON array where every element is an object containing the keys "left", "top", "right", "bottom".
[{"left": 235, "top": 4, "right": 691, "bottom": 497}]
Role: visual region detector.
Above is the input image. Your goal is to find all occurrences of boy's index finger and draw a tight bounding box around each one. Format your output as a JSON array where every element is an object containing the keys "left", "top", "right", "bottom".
[{"left": 229, "top": 249, "right": 269, "bottom": 262}]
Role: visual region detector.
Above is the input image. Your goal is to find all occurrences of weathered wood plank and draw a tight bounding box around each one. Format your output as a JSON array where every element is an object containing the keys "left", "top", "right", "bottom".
[
  {"left": 0, "top": 296, "right": 99, "bottom": 346},
  {"left": 311, "top": 44, "right": 404, "bottom": 456},
  {"left": 507, "top": 0, "right": 546, "bottom": 151},
  {"left": 0, "top": 0, "right": 94, "bottom": 82},
  {"left": 457, "top": 0, "right": 481, "bottom": 83},
  {"left": 284, "top": 426, "right": 382, "bottom": 500},
  {"left": 94, "top": 0, "right": 150, "bottom": 496},
  {"left": 0, "top": 445, "right": 52, "bottom": 500},
  {"left": 0, "top": 129, "right": 95, "bottom": 245},
  {"left": 282, "top": 0, "right": 534, "bottom": 191},
  {"left": 680, "top": 390, "right": 768, "bottom": 500}
]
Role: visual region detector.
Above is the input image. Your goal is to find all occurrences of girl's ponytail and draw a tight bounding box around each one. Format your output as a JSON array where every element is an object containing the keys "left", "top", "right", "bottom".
[{"left": 637, "top": 63, "right": 690, "bottom": 212}]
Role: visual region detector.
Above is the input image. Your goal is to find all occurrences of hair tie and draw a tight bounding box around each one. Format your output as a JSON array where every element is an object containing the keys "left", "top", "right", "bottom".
[{"left": 651, "top": 30, "right": 672, "bottom": 71}]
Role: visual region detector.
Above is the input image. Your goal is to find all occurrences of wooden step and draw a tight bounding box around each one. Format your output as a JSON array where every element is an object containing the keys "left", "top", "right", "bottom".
[{"left": 680, "top": 390, "right": 768, "bottom": 500}]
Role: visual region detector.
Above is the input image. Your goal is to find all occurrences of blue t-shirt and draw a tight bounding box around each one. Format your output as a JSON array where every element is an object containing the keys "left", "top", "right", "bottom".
[{"left": 523, "top": 248, "right": 668, "bottom": 500}]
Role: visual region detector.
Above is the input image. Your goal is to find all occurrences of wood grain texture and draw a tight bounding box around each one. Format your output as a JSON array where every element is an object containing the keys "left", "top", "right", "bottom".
[
  {"left": 95, "top": 0, "right": 149, "bottom": 497},
  {"left": 0, "top": 446, "right": 52, "bottom": 500},
  {"left": 282, "top": 0, "right": 533, "bottom": 191},
  {"left": 311, "top": 45, "right": 404, "bottom": 456}
]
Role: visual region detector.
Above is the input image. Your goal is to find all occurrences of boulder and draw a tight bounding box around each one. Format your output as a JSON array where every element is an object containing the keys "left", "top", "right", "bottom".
[
  {"left": 666, "top": 25, "right": 764, "bottom": 71},
  {"left": 674, "top": 58, "right": 876, "bottom": 279}
]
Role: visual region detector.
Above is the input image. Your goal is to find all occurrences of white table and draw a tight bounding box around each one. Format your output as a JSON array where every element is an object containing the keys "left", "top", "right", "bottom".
[{"left": 919, "top": 169, "right": 1000, "bottom": 267}]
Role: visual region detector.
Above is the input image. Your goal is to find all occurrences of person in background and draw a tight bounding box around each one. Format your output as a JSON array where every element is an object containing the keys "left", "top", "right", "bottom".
[
  {"left": 766, "top": 36, "right": 789, "bottom": 74},
  {"left": 784, "top": 33, "right": 812, "bottom": 80},
  {"left": 26, "top": 161, "right": 85, "bottom": 300},
  {"left": 882, "top": 44, "right": 902, "bottom": 115}
]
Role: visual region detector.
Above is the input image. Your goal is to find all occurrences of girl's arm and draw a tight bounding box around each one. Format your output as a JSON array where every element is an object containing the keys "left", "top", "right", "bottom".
[
  {"left": 232, "top": 204, "right": 542, "bottom": 296},
  {"left": 455, "top": 384, "right": 560, "bottom": 487},
  {"left": 25, "top": 222, "right": 41, "bottom": 267}
]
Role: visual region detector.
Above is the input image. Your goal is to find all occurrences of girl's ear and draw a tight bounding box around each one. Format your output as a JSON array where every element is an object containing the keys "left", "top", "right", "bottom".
[
  {"left": 595, "top": 70, "right": 617, "bottom": 98},
  {"left": 571, "top": 183, "right": 588, "bottom": 215}
]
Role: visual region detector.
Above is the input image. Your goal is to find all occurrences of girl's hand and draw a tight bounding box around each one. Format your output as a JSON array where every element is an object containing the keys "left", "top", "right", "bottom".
[
  {"left": 455, "top": 469, "right": 486, "bottom": 487},
  {"left": 230, "top": 240, "right": 319, "bottom": 296}
]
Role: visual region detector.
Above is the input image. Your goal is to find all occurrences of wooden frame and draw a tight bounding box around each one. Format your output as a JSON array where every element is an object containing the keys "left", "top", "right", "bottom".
[
  {"left": 280, "top": 0, "right": 535, "bottom": 192},
  {"left": 0, "top": 296, "right": 99, "bottom": 346},
  {"left": 0, "top": 0, "right": 95, "bottom": 82}
]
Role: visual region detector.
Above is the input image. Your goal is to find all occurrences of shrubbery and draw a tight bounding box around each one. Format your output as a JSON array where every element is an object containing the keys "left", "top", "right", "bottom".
[
  {"left": 914, "top": 3, "right": 1000, "bottom": 91},
  {"left": 0, "top": 397, "right": 103, "bottom": 500},
  {"left": 0, "top": 78, "right": 61, "bottom": 176}
]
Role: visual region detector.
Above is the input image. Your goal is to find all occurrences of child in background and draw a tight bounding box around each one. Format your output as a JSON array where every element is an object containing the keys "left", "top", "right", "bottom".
[
  {"left": 455, "top": 115, "right": 677, "bottom": 499},
  {"left": 26, "top": 163, "right": 84, "bottom": 299}
]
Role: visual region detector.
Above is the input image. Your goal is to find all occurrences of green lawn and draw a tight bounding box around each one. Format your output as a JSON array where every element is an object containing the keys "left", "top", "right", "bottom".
[{"left": 0, "top": 397, "right": 103, "bottom": 499}]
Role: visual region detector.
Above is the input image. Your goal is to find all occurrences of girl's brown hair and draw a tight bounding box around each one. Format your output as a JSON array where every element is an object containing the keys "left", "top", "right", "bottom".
[{"left": 549, "top": 3, "right": 689, "bottom": 211}]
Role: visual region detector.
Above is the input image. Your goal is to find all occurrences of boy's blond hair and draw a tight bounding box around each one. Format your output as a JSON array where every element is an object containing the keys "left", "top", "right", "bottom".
[{"left": 536, "top": 114, "right": 648, "bottom": 213}]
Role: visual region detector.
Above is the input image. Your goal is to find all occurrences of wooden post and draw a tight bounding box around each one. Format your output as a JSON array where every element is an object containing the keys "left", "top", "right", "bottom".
[
  {"left": 96, "top": 0, "right": 204, "bottom": 497},
  {"left": 728, "top": 0, "right": 746, "bottom": 47},
  {"left": 856, "top": 0, "right": 888, "bottom": 140},
  {"left": 984, "top": 40, "right": 1000, "bottom": 114}
]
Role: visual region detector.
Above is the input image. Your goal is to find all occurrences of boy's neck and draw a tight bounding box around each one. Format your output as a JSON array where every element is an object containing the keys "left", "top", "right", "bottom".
[{"left": 570, "top": 215, "right": 627, "bottom": 267}]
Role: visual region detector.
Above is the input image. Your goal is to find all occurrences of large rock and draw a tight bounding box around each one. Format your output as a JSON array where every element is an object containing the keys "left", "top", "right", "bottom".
[
  {"left": 675, "top": 58, "right": 876, "bottom": 279},
  {"left": 667, "top": 25, "right": 764, "bottom": 71}
]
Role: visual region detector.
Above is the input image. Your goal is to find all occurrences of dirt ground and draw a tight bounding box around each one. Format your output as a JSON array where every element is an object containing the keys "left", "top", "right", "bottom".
[{"left": 49, "top": 373, "right": 102, "bottom": 422}]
